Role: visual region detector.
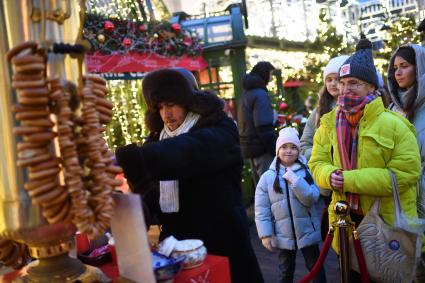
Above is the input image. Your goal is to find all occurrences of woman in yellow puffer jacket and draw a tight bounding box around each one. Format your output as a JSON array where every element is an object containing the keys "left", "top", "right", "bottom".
[{"left": 309, "top": 38, "right": 421, "bottom": 280}]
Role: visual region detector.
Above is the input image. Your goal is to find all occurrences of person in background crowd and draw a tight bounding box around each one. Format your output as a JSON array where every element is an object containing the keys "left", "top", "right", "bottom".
[
  {"left": 116, "top": 68, "right": 264, "bottom": 283},
  {"left": 238, "top": 61, "right": 277, "bottom": 185},
  {"left": 304, "top": 95, "right": 316, "bottom": 114},
  {"left": 255, "top": 127, "right": 326, "bottom": 283},
  {"left": 309, "top": 38, "right": 421, "bottom": 281},
  {"left": 387, "top": 44, "right": 425, "bottom": 283},
  {"left": 300, "top": 55, "right": 349, "bottom": 162}
]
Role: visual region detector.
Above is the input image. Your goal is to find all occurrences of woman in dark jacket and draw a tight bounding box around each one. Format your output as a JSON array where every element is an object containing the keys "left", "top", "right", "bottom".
[{"left": 116, "top": 68, "right": 264, "bottom": 283}]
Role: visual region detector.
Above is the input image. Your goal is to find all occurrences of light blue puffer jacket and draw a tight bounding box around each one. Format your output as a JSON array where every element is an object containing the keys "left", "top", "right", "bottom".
[{"left": 254, "top": 156, "right": 322, "bottom": 250}]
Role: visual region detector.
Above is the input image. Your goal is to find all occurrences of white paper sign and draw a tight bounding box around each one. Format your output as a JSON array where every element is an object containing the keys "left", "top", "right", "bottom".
[{"left": 111, "top": 193, "right": 155, "bottom": 283}]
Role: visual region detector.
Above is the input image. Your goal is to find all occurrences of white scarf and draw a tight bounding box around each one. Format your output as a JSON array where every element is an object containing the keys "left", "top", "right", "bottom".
[{"left": 159, "top": 112, "right": 200, "bottom": 213}]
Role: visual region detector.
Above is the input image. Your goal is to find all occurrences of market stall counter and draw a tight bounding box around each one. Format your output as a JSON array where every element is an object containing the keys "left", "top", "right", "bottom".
[
  {"left": 0, "top": 254, "right": 231, "bottom": 283},
  {"left": 103, "top": 254, "right": 230, "bottom": 283}
]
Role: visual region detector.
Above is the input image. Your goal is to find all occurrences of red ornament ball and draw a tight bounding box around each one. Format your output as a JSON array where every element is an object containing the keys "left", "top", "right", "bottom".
[
  {"left": 171, "top": 23, "right": 181, "bottom": 33},
  {"left": 139, "top": 24, "right": 147, "bottom": 32},
  {"left": 122, "top": 38, "right": 132, "bottom": 48},
  {"left": 279, "top": 102, "right": 288, "bottom": 110},
  {"left": 104, "top": 21, "right": 115, "bottom": 32}
]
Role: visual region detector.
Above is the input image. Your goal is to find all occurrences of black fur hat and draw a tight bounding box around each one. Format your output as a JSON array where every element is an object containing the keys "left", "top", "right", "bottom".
[
  {"left": 142, "top": 69, "right": 225, "bottom": 133},
  {"left": 171, "top": 67, "right": 199, "bottom": 90},
  {"left": 142, "top": 68, "right": 195, "bottom": 109}
]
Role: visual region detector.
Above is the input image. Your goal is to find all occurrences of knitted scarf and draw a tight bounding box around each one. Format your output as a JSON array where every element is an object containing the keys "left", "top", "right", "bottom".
[
  {"left": 159, "top": 112, "right": 200, "bottom": 213},
  {"left": 336, "top": 92, "right": 377, "bottom": 210}
]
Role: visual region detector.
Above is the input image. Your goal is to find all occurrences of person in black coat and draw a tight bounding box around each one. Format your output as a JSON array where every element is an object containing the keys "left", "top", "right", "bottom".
[
  {"left": 238, "top": 61, "right": 277, "bottom": 185},
  {"left": 115, "top": 68, "right": 264, "bottom": 283}
]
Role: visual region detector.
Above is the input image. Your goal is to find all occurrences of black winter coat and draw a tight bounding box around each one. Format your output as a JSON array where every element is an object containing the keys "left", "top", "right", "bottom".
[
  {"left": 116, "top": 94, "right": 264, "bottom": 283},
  {"left": 237, "top": 73, "right": 277, "bottom": 158}
]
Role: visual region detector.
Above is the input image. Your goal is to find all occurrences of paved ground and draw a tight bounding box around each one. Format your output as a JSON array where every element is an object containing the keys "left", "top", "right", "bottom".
[{"left": 247, "top": 207, "right": 340, "bottom": 283}]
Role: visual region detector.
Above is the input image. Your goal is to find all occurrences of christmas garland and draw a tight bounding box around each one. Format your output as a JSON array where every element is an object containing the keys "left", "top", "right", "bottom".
[{"left": 83, "top": 13, "right": 203, "bottom": 57}]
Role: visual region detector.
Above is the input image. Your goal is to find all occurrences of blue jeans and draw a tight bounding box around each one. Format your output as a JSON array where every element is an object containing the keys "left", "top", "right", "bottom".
[{"left": 278, "top": 244, "right": 326, "bottom": 283}]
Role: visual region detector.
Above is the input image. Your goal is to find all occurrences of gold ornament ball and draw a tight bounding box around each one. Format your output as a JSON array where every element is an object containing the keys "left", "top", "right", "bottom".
[{"left": 97, "top": 34, "right": 106, "bottom": 43}]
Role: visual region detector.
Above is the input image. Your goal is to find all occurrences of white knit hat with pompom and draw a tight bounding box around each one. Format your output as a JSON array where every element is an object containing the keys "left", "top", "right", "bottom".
[
  {"left": 323, "top": 55, "right": 349, "bottom": 80},
  {"left": 275, "top": 127, "right": 300, "bottom": 155}
]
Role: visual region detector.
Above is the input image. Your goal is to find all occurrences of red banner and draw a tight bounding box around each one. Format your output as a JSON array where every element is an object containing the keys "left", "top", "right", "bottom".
[{"left": 86, "top": 51, "right": 208, "bottom": 73}]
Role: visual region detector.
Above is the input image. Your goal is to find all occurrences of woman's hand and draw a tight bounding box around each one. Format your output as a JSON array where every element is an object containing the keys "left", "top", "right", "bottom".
[
  {"left": 330, "top": 169, "right": 344, "bottom": 191},
  {"left": 261, "top": 237, "right": 273, "bottom": 251}
]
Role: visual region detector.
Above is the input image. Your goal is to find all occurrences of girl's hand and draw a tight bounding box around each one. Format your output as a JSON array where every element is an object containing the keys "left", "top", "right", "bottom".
[
  {"left": 283, "top": 168, "right": 299, "bottom": 184},
  {"left": 261, "top": 237, "right": 273, "bottom": 251},
  {"left": 330, "top": 169, "right": 344, "bottom": 191}
]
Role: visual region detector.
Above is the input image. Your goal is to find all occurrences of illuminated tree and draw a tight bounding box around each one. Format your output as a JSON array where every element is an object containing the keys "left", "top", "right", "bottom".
[
  {"left": 296, "top": 8, "right": 353, "bottom": 101},
  {"left": 105, "top": 80, "right": 148, "bottom": 149},
  {"left": 380, "top": 15, "right": 423, "bottom": 71}
]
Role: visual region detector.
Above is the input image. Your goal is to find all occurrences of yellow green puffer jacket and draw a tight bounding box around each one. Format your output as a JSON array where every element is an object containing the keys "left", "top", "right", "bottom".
[{"left": 309, "top": 97, "right": 422, "bottom": 254}]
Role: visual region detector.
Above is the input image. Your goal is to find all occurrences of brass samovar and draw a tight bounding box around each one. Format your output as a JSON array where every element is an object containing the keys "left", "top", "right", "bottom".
[{"left": 0, "top": 0, "right": 107, "bottom": 281}]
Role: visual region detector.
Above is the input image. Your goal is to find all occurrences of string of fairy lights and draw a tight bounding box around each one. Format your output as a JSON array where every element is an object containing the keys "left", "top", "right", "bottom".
[{"left": 104, "top": 80, "right": 147, "bottom": 149}]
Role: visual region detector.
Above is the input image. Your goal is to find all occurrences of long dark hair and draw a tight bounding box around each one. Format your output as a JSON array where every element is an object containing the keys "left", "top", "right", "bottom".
[
  {"left": 315, "top": 86, "right": 335, "bottom": 128},
  {"left": 273, "top": 158, "right": 314, "bottom": 194},
  {"left": 389, "top": 46, "right": 418, "bottom": 121},
  {"left": 377, "top": 86, "right": 391, "bottom": 108},
  {"left": 404, "top": 85, "right": 418, "bottom": 122}
]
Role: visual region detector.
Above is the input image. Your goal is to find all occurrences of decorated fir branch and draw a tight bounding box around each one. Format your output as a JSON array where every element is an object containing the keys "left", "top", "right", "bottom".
[{"left": 83, "top": 13, "right": 203, "bottom": 57}]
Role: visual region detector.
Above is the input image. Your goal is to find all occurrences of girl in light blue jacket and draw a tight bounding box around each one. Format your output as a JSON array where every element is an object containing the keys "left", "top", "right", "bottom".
[{"left": 255, "top": 127, "right": 325, "bottom": 283}]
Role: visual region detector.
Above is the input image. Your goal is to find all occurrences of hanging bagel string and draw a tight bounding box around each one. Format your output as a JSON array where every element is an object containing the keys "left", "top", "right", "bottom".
[{"left": 6, "top": 40, "right": 122, "bottom": 241}]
